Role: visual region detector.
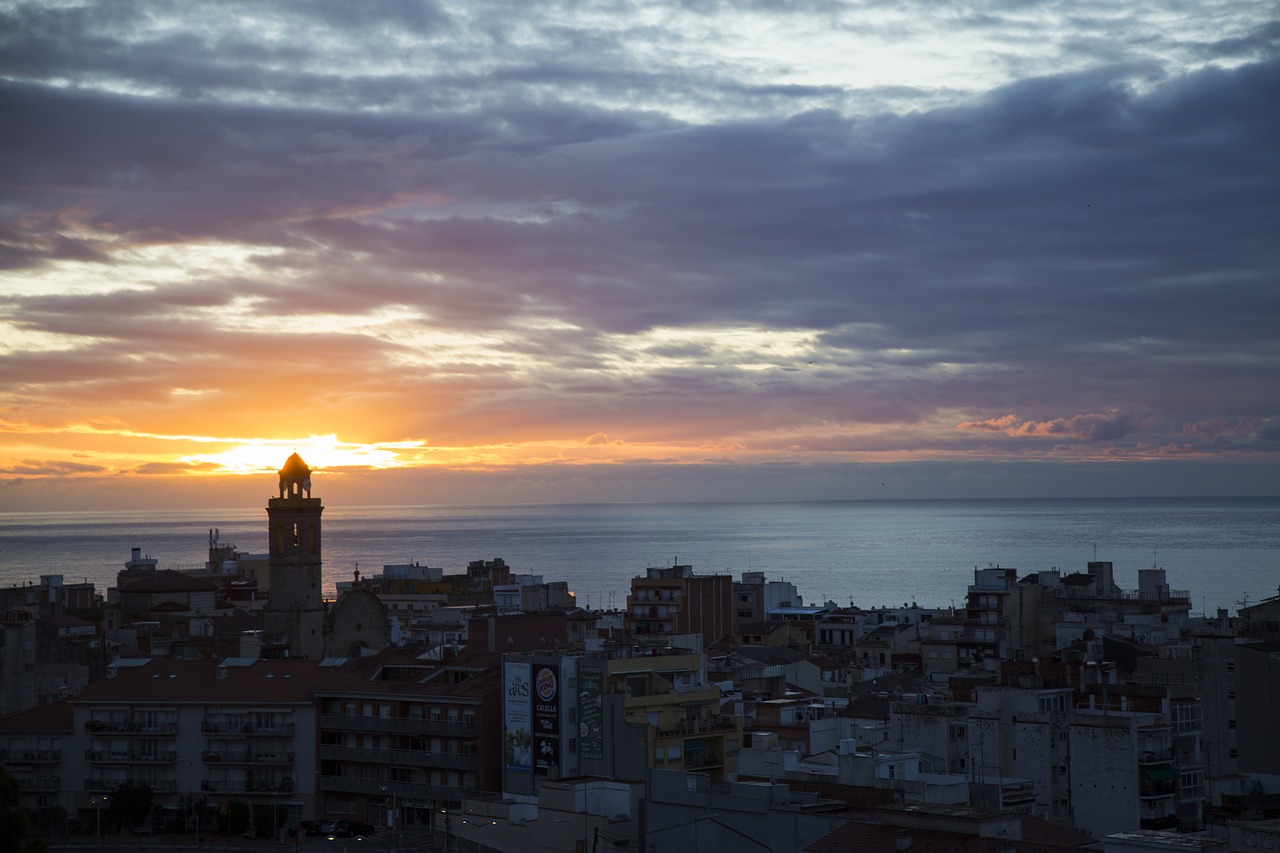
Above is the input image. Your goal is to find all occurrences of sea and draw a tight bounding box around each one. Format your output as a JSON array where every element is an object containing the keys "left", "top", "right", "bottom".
[{"left": 1, "top": 497, "right": 1277, "bottom": 616}]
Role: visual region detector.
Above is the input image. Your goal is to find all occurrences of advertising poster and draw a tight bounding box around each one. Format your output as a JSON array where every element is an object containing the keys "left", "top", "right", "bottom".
[
  {"left": 503, "top": 660, "right": 532, "bottom": 772},
  {"left": 578, "top": 664, "right": 604, "bottom": 760},
  {"left": 533, "top": 663, "right": 560, "bottom": 775}
]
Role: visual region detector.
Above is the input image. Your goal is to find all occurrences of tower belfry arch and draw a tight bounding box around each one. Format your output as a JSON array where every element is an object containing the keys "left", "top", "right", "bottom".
[{"left": 262, "top": 452, "right": 326, "bottom": 659}]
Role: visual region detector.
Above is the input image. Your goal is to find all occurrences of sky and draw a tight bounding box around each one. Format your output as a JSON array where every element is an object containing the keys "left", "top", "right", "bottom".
[{"left": 1, "top": 1, "right": 1278, "bottom": 512}]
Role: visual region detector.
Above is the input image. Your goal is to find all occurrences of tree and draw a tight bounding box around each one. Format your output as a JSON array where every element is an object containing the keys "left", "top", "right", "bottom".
[
  {"left": 222, "top": 799, "right": 251, "bottom": 837},
  {"left": 107, "top": 781, "right": 153, "bottom": 832},
  {"left": 0, "top": 765, "right": 48, "bottom": 853}
]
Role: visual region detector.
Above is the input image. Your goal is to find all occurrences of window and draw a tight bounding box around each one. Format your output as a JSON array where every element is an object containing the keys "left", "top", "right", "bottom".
[
  {"left": 1038, "top": 695, "right": 1066, "bottom": 713},
  {"left": 1172, "top": 702, "right": 1203, "bottom": 734}
]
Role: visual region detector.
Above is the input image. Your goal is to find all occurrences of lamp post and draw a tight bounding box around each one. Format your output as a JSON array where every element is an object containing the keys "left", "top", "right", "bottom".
[
  {"left": 380, "top": 784, "right": 397, "bottom": 853},
  {"left": 92, "top": 794, "right": 110, "bottom": 845}
]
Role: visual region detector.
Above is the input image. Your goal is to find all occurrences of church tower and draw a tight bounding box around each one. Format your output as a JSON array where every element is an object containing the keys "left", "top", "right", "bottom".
[{"left": 262, "top": 452, "right": 326, "bottom": 659}]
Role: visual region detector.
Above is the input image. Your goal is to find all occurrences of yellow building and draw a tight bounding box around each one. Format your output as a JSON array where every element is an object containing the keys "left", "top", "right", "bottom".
[{"left": 604, "top": 649, "right": 741, "bottom": 782}]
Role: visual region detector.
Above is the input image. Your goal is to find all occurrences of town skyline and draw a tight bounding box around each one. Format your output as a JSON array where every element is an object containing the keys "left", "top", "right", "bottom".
[{"left": 3, "top": 1, "right": 1278, "bottom": 512}]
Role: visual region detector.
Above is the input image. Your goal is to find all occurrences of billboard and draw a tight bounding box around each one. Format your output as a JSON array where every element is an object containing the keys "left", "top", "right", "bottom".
[
  {"left": 533, "top": 663, "right": 560, "bottom": 775},
  {"left": 503, "top": 660, "right": 532, "bottom": 772},
  {"left": 578, "top": 664, "right": 604, "bottom": 761}
]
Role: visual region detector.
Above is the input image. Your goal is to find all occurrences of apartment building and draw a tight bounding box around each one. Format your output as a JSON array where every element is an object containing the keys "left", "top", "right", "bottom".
[
  {"left": 626, "top": 564, "right": 733, "bottom": 647},
  {"left": 316, "top": 648, "right": 501, "bottom": 832},
  {"left": 40, "top": 657, "right": 334, "bottom": 832}
]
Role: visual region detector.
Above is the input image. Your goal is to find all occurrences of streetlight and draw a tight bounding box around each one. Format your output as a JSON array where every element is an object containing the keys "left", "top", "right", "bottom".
[
  {"left": 92, "top": 794, "right": 111, "bottom": 845},
  {"left": 380, "top": 784, "right": 397, "bottom": 853},
  {"left": 441, "top": 807, "right": 451, "bottom": 852}
]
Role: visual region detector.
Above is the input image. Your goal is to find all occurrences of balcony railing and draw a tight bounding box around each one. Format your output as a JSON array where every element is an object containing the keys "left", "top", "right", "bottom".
[
  {"left": 318, "top": 774, "right": 467, "bottom": 802},
  {"left": 201, "top": 778, "right": 294, "bottom": 794},
  {"left": 319, "top": 713, "right": 477, "bottom": 738},
  {"left": 0, "top": 749, "right": 60, "bottom": 762},
  {"left": 1138, "top": 748, "right": 1174, "bottom": 764},
  {"left": 202, "top": 750, "right": 294, "bottom": 764},
  {"left": 656, "top": 715, "right": 739, "bottom": 739},
  {"left": 201, "top": 721, "right": 295, "bottom": 735},
  {"left": 85, "top": 721, "right": 178, "bottom": 733},
  {"left": 683, "top": 752, "right": 721, "bottom": 770},
  {"left": 86, "top": 779, "right": 178, "bottom": 792},
  {"left": 18, "top": 776, "right": 61, "bottom": 792},
  {"left": 1055, "top": 587, "right": 1190, "bottom": 603},
  {"left": 85, "top": 750, "right": 177, "bottom": 763},
  {"left": 1140, "top": 781, "right": 1177, "bottom": 800},
  {"left": 319, "top": 744, "right": 479, "bottom": 770}
]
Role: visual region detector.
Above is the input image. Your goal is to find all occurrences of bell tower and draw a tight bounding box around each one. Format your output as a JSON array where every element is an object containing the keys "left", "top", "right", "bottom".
[{"left": 263, "top": 452, "right": 326, "bottom": 659}]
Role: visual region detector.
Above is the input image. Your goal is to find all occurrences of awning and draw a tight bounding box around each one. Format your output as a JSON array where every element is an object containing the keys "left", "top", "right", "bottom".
[{"left": 1141, "top": 764, "right": 1178, "bottom": 781}]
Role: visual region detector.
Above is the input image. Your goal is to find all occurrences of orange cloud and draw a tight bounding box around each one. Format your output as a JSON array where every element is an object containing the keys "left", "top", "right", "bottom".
[{"left": 956, "top": 410, "right": 1151, "bottom": 441}]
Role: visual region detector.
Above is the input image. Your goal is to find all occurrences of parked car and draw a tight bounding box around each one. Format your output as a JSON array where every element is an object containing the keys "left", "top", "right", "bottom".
[
  {"left": 320, "top": 820, "right": 376, "bottom": 838},
  {"left": 287, "top": 820, "right": 322, "bottom": 837},
  {"left": 346, "top": 821, "right": 377, "bottom": 836}
]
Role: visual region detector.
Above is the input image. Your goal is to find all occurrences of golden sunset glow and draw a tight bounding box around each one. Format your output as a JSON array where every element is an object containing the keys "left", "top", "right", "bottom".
[
  {"left": 1, "top": 1, "right": 1275, "bottom": 511},
  {"left": 182, "top": 436, "right": 424, "bottom": 476}
]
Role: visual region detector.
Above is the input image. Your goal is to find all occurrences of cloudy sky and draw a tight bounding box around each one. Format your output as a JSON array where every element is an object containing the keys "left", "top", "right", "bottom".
[{"left": 2, "top": 0, "right": 1278, "bottom": 511}]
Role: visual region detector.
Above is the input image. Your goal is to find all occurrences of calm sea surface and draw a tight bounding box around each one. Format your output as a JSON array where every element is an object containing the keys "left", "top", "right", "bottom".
[{"left": 1, "top": 498, "right": 1277, "bottom": 615}]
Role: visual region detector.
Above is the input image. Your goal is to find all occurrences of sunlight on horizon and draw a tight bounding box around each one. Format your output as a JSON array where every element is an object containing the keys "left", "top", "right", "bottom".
[{"left": 183, "top": 435, "right": 421, "bottom": 475}]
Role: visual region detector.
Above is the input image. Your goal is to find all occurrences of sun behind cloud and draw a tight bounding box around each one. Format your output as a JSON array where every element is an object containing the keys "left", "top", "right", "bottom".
[{"left": 183, "top": 434, "right": 419, "bottom": 475}]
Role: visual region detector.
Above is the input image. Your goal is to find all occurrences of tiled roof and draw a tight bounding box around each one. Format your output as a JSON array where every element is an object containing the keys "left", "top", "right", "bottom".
[
  {"left": 805, "top": 815, "right": 1096, "bottom": 853},
  {"left": 41, "top": 613, "right": 94, "bottom": 629},
  {"left": 67, "top": 658, "right": 343, "bottom": 703},
  {"left": 315, "top": 648, "right": 500, "bottom": 701},
  {"left": 150, "top": 601, "right": 191, "bottom": 612},
  {"left": 118, "top": 570, "right": 218, "bottom": 593},
  {"left": 0, "top": 699, "right": 74, "bottom": 732},
  {"left": 841, "top": 693, "right": 893, "bottom": 720}
]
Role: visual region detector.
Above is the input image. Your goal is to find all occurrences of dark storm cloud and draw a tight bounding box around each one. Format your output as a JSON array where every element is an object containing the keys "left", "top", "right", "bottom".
[
  {"left": 2, "top": 0, "right": 1278, "bottom": 494},
  {"left": 4, "top": 57, "right": 1279, "bottom": 446}
]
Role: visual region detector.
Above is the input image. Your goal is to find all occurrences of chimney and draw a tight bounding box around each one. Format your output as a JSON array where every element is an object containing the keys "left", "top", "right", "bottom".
[{"left": 896, "top": 829, "right": 911, "bottom": 851}]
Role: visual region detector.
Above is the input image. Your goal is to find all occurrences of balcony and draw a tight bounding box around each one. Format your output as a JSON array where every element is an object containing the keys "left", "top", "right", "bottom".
[
  {"left": 202, "top": 750, "right": 294, "bottom": 764},
  {"left": 86, "top": 778, "right": 178, "bottom": 792},
  {"left": 1140, "top": 781, "right": 1177, "bottom": 800},
  {"left": 319, "top": 744, "right": 479, "bottom": 770},
  {"left": 201, "top": 778, "right": 294, "bottom": 794},
  {"left": 18, "top": 776, "right": 61, "bottom": 792},
  {"left": 656, "top": 715, "right": 739, "bottom": 739},
  {"left": 1138, "top": 748, "right": 1174, "bottom": 764},
  {"left": 85, "top": 720, "right": 178, "bottom": 734},
  {"left": 318, "top": 774, "right": 468, "bottom": 802},
  {"left": 319, "top": 713, "right": 477, "bottom": 738},
  {"left": 0, "top": 749, "right": 60, "bottom": 762},
  {"left": 684, "top": 752, "right": 722, "bottom": 770},
  {"left": 85, "top": 750, "right": 177, "bottom": 763},
  {"left": 201, "top": 721, "right": 295, "bottom": 735}
]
